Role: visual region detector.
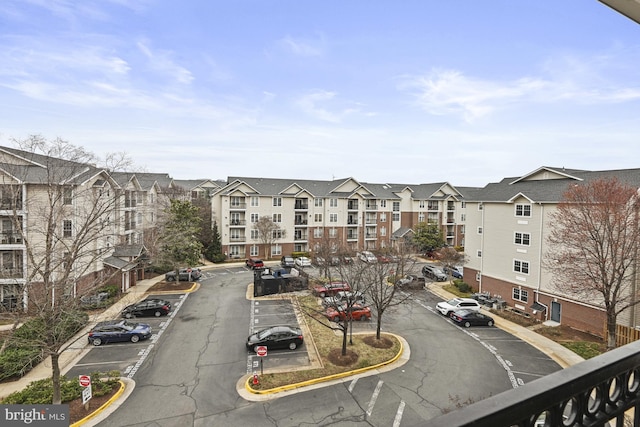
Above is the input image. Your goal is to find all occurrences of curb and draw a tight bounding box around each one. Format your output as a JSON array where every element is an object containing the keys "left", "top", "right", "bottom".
[{"left": 70, "top": 379, "right": 127, "bottom": 427}]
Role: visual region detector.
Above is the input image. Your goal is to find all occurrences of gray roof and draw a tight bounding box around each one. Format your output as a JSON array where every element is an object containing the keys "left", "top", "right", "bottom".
[{"left": 468, "top": 166, "right": 640, "bottom": 203}]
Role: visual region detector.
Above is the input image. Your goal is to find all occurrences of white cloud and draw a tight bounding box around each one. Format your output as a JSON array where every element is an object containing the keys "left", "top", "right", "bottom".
[
  {"left": 136, "top": 39, "right": 194, "bottom": 85},
  {"left": 279, "top": 34, "right": 324, "bottom": 57}
]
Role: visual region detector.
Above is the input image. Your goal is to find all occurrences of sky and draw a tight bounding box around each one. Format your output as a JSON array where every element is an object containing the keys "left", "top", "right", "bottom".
[{"left": 0, "top": 1, "right": 639, "bottom": 187}]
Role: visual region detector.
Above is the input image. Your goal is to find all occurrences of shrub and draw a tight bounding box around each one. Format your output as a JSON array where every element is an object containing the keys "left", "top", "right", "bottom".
[
  {"left": 0, "top": 373, "right": 120, "bottom": 404},
  {"left": 0, "top": 347, "right": 43, "bottom": 382},
  {"left": 455, "top": 281, "right": 471, "bottom": 293},
  {"left": 99, "top": 285, "right": 119, "bottom": 298}
]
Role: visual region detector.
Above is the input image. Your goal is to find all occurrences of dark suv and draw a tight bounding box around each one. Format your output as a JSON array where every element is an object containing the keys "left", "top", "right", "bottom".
[
  {"left": 281, "top": 256, "right": 295, "bottom": 268},
  {"left": 422, "top": 264, "right": 447, "bottom": 281},
  {"left": 246, "top": 258, "right": 264, "bottom": 269}
]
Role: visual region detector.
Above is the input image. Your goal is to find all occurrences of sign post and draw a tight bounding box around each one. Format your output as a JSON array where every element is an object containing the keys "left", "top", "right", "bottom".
[
  {"left": 79, "top": 375, "right": 92, "bottom": 409},
  {"left": 256, "top": 346, "right": 267, "bottom": 375}
]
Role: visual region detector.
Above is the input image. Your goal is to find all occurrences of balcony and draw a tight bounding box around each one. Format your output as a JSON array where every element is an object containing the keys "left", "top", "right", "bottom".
[
  {"left": 229, "top": 220, "right": 246, "bottom": 226},
  {"left": 229, "top": 203, "right": 246, "bottom": 210},
  {"left": 229, "top": 236, "right": 246, "bottom": 242},
  {"left": 347, "top": 233, "right": 358, "bottom": 241},
  {"left": 294, "top": 234, "right": 308, "bottom": 241},
  {"left": 365, "top": 203, "right": 377, "bottom": 210},
  {"left": 424, "top": 340, "right": 640, "bottom": 426},
  {"left": 0, "top": 233, "right": 22, "bottom": 244},
  {"left": 294, "top": 201, "right": 309, "bottom": 210},
  {"left": 0, "top": 267, "right": 24, "bottom": 279},
  {"left": 365, "top": 233, "right": 377, "bottom": 239},
  {"left": 347, "top": 200, "right": 358, "bottom": 210}
]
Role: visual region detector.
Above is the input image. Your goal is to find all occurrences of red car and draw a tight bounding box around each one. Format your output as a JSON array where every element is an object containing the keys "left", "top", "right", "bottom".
[
  {"left": 325, "top": 304, "right": 372, "bottom": 322},
  {"left": 312, "top": 281, "right": 351, "bottom": 297},
  {"left": 245, "top": 258, "right": 264, "bottom": 269}
]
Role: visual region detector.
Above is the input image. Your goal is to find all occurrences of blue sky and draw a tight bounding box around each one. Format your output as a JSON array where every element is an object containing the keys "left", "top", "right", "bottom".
[{"left": 1, "top": 1, "right": 639, "bottom": 187}]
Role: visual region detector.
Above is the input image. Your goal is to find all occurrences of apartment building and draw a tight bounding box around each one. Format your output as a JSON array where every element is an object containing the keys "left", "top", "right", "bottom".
[
  {"left": 463, "top": 166, "right": 640, "bottom": 337},
  {"left": 211, "top": 176, "right": 466, "bottom": 260},
  {"left": 0, "top": 147, "right": 176, "bottom": 310}
]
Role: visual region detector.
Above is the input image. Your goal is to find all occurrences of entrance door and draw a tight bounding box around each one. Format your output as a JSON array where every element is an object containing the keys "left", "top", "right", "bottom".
[{"left": 551, "top": 301, "right": 561, "bottom": 322}]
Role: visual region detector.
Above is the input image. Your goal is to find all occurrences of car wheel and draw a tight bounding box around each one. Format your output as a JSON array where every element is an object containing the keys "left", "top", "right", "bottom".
[
  {"left": 130, "top": 335, "right": 140, "bottom": 343},
  {"left": 167, "top": 276, "right": 175, "bottom": 282},
  {"left": 154, "top": 311, "right": 161, "bottom": 317},
  {"left": 360, "top": 315, "right": 368, "bottom": 321},
  {"left": 124, "top": 313, "right": 133, "bottom": 319},
  {"left": 331, "top": 316, "right": 339, "bottom": 322},
  {"left": 289, "top": 342, "right": 297, "bottom": 350},
  {"left": 464, "top": 321, "right": 471, "bottom": 328},
  {"left": 487, "top": 320, "right": 494, "bottom": 327},
  {"left": 91, "top": 338, "right": 102, "bottom": 346},
  {"left": 320, "top": 292, "right": 326, "bottom": 298}
]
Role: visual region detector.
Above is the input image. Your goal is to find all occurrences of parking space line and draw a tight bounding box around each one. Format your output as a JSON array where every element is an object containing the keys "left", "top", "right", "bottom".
[
  {"left": 348, "top": 378, "right": 358, "bottom": 393},
  {"left": 366, "top": 380, "right": 384, "bottom": 417},
  {"left": 393, "top": 401, "right": 406, "bottom": 427}
]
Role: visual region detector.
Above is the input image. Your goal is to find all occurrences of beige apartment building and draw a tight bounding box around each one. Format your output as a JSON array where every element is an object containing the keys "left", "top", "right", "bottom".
[
  {"left": 211, "top": 176, "right": 466, "bottom": 260},
  {"left": 463, "top": 166, "right": 640, "bottom": 338}
]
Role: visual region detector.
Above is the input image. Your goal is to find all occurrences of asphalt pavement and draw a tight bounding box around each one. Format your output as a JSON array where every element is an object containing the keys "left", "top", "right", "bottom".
[{"left": 0, "top": 260, "right": 585, "bottom": 425}]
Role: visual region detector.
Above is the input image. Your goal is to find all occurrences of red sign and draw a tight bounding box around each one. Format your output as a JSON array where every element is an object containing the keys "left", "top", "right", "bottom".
[
  {"left": 79, "top": 375, "right": 91, "bottom": 387},
  {"left": 256, "top": 346, "right": 268, "bottom": 357}
]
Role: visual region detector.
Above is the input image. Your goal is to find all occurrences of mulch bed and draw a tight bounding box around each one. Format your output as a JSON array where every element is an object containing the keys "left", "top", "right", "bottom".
[
  {"left": 363, "top": 335, "right": 394, "bottom": 349},
  {"left": 147, "top": 280, "right": 196, "bottom": 293},
  {"left": 68, "top": 385, "right": 120, "bottom": 424},
  {"left": 327, "top": 348, "right": 359, "bottom": 366}
]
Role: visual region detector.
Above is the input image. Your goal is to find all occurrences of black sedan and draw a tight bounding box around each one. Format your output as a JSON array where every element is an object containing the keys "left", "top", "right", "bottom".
[
  {"left": 450, "top": 309, "right": 495, "bottom": 327},
  {"left": 121, "top": 298, "right": 172, "bottom": 318},
  {"left": 88, "top": 320, "right": 152, "bottom": 346},
  {"left": 246, "top": 325, "right": 304, "bottom": 352}
]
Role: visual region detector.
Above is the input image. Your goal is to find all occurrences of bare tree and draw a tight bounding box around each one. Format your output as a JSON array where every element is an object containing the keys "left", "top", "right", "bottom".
[
  {"left": 544, "top": 177, "right": 640, "bottom": 350},
  {"left": 0, "top": 135, "right": 132, "bottom": 403},
  {"left": 253, "top": 216, "right": 286, "bottom": 259}
]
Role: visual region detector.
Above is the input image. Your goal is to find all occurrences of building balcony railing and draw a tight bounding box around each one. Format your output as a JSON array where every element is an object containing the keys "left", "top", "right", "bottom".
[
  {"left": 0, "top": 267, "right": 24, "bottom": 279},
  {"left": 347, "top": 219, "right": 358, "bottom": 225},
  {"left": 294, "top": 220, "right": 308, "bottom": 225},
  {"left": 365, "top": 233, "right": 377, "bottom": 239},
  {"left": 294, "top": 235, "right": 308, "bottom": 241},
  {"left": 229, "top": 220, "right": 246, "bottom": 226},
  {"left": 365, "top": 204, "right": 377, "bottom": 210},
  {"left": 424, "top": 340, "right": 640, "bottom": 427},
  {"left": 229, "top": 236, "right": 246, "bottom": 242},
  {"left": 365, "top": 219, "right": 376, "bottom": 224},
  {"left": 125, "top": 222, "right": 136, "bottom": 231},
  {"left": 347, "top": 202, "right": 358, "bottom": 210},
  {"left": 294, "top": 203, "right": 308, "bottom": 210},
  {"left": 347, "top": 234, "right": 358, "bottom": 240},
  {"left": 229, "top": 203, "right": 246, "bottom": 210},
  {"left": 0, "top": 233, "right": 23, "bottom": 244}
]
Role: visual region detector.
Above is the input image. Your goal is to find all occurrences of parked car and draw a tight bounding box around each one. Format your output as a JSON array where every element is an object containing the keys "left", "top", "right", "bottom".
[
  {"left": 322, "top": 290, "right": 366, "bottom": 307},
  {"left": 87, "top": 320, "right": 152, "bottom": 346},
  {"left": 246, "top": 325, "right": 304, "bottom": 352},
  {"left": 325, "top": 304, "right": 372, "bottom": 322},
  {"left": 80, "top": 291, "right": 110, "bottom": 307},
  {"left": 312, "top": 281, "right": 351, "bottom": 297},
  {"left": 450, "top": 309, "right": 495, "bottom": 327},
  {"left": 395, "top": 275, "right": 426, "bottom": 289},
  {"left": 245, "top": 258, "right": 264, "bottom": 269},
  {"left": 358, "top": 251, "right": 377, "bottom": 263},
  {"left": 422, "top": 264, "right": 447, "bottom": 281},
  {"left": 121, "top": 298, "right": 172, "bottom": 318},
  {"left": 443, "top": 266, "right": 463, "bottom": 279},
  {"left": 376, "top": 254, "right": 391, "bottom": 263},
  {"left": 295, "top": 256, "right": 312, "bottom": 267},
  {"left": 314, "top": 256, "right": 326, "bottom": 266},
  {"left": 165, "top": 268, "right": 202, "bottom": 281},
  {"left": 280, "top": 256, "right": 295, "bottom": 268},
  {"left": 436, "top": 297, "right": 481, "bottom": 316}
]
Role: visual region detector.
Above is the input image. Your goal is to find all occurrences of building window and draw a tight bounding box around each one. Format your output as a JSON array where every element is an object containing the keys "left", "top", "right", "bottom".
[
  {"left": 314, "top": 198, "right": 323, "bottom": 207},
  {"left": 419, "top": 201, "right": 425, "bottom": 209},
  {"left": 329, "top": 228, "right": 337, "bottom": 238},
  {"left": 271, "top": 244, "right": 282, "bottom": 256},
  {"left": 63, "top": 187, "right": 73, "bottom": 205},
  {"left": 329, "top": 213, "right": 337, "bottom": 223},
  {"left": 478, "top": 203, "right": 483, "bottom": 211},
  {"left": 477, "top": 250, "right": 482, "bottom": 258},
  {"left": 250, "top": 245, "right": 259, "bottom": 256},
  {"left": 515, "top": 232, "right": 531, "bottom": 246},
  {"left": 250, "top": 213, "right": 259, "bottom": 223},
  {"left": 461, "top": 201, "right": 466, "bottom": 208},
  {"left": 380, "top": 226, "right": 386, "bottom": 236},
  {"left": 393, "top": 201, "right": 400, "bottom": 212},
  {"left": 315, "top": 213, "right": 322, "bottom": 222},
  {"left": 251, "top": 196, "right": 259, "bottom": 207},
  {"left": 380, "top": 200, "right": 386, "bottom": 208},
  {"left": 461, "top": 213, "right": 466, "bottom": 222},
  {"left": 418, "top": 213, "right": 425, "bottom": 222},
  {"left": 63, "top": 220, "right": 72, "bottom": 238},
  {"left": 515, "top": 204, "right": 531, "bottom": 217},
  {"left": 514, "top": 259, "right": 530, "bottom": 274},
  {"left": 392, "top": 213, "right": 400, "bottom": 221},
  {"left": 272, "top": 229, "right": 283, "bottom": 239},
  {"left": 513, "top": 287, "right": 529, "bottom": 302},
  {"left": 272, "top": 214, "right": 282, "bottom": 223},
  {"left": 250, "top": 229, "right": 259, "bottom": 239},
  {"left": 314, "top": 228, "right": 323, "bottom": 238},
  {"left": 477, "top": 227, "right": 482, "bottom": 234},
  {"left": 330, "top": 198, "right": 338, "bottom": 207},
  {"left": 273, "top": 197, "right": 282, "bottom": 207}
]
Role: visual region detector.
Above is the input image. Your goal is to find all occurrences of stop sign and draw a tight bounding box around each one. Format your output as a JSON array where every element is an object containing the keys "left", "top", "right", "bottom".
[
  {"left": 79, "top": 375, "right": 91, "bottom": 387},
  {"left": 256, "top": 346, "right": 268, "bottom": 357}
]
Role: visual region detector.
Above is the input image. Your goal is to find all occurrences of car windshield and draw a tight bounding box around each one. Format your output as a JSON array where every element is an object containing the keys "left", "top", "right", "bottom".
[
  {"left": 121, "top": 321, "right": 137, "bottom": 331},
  {"left": 257, "top": 329, "right": 273, "bottom": 340},
  {"left": 447, "top": 299, "right": 460, "bottom": 305}
]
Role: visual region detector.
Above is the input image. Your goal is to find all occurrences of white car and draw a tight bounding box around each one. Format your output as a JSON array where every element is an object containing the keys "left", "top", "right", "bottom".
[
  {"left": 436, "top": 297, "right": 481, "bottom": 316},
  {"left": 295, "top": 256, "right": 312, "bottom": 267},
  {"left": 358, "top": 251, "right": 377, "bottom": 263}
]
